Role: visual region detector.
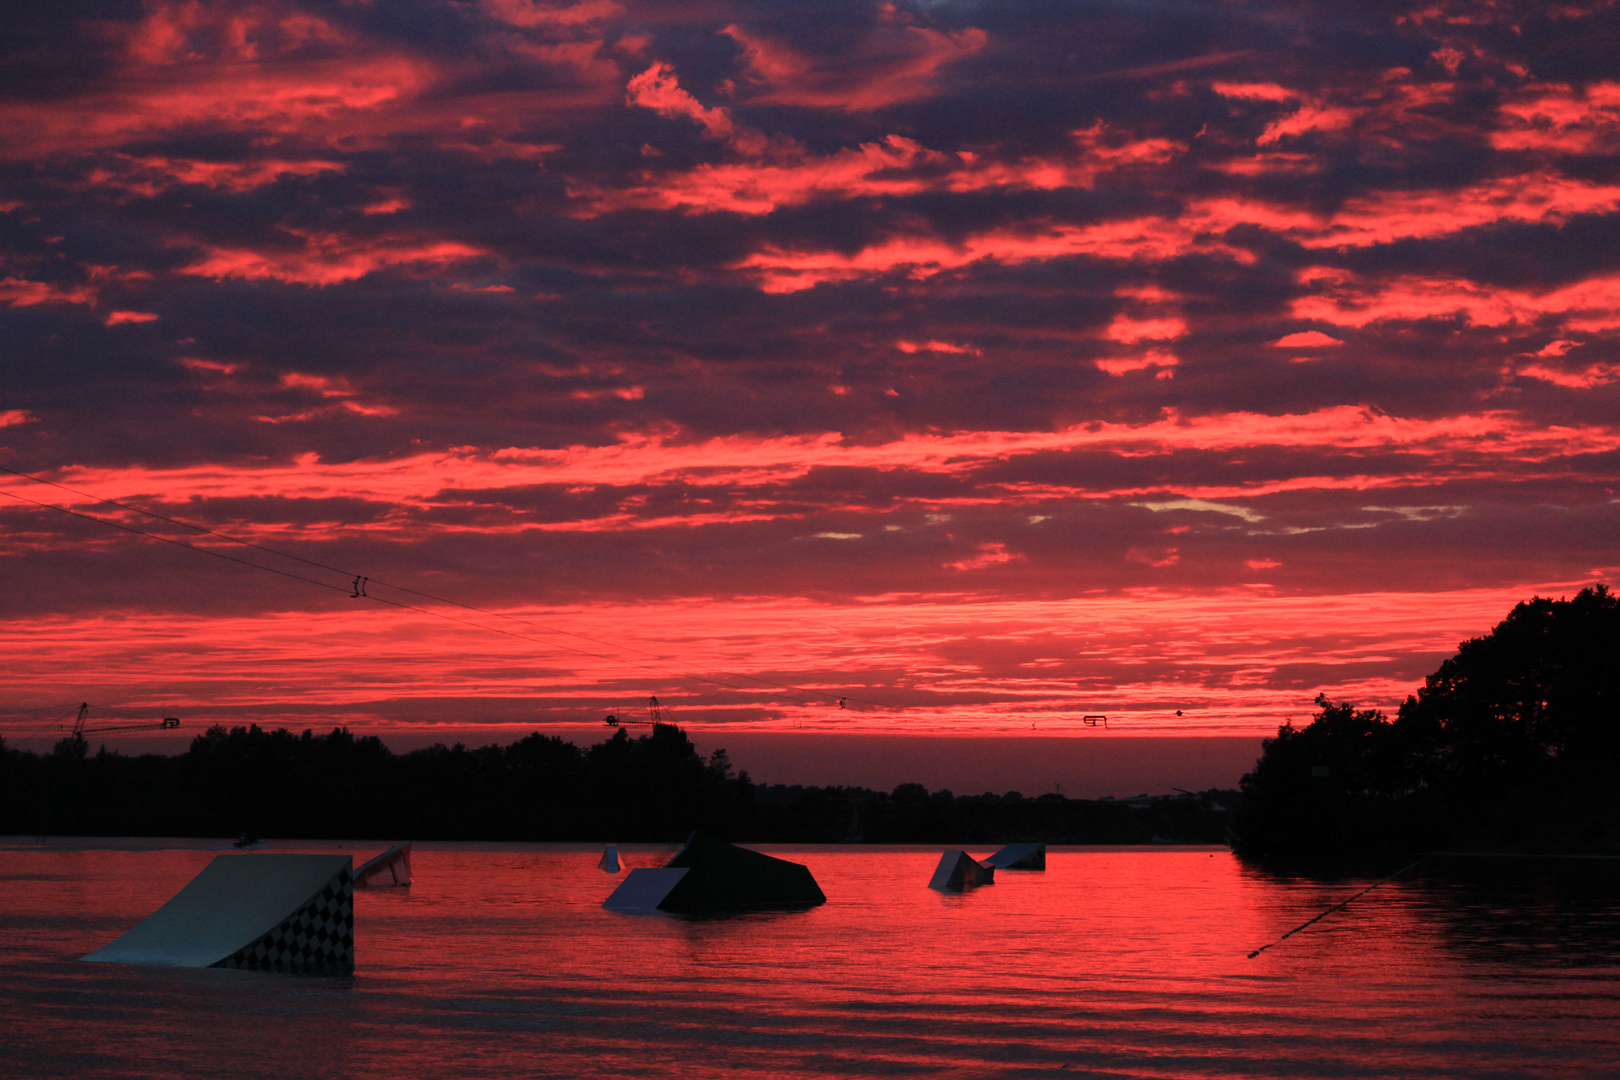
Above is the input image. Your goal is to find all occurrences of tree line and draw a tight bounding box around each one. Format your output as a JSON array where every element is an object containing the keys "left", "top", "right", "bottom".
[
  {"left": 0, "top": 718, "right": 1236, "bottom": 844},
  {"left": 16, "top": 586, "right": 1601, "bottom": 855},
  {"left": 1234, "top": 585, "right": 1620, "bottom": 862}
]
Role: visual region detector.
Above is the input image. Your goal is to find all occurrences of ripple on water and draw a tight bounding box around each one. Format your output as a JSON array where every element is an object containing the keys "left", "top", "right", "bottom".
[{"left": 1, "top": 842, "right": 1617, "bottom": 1079}]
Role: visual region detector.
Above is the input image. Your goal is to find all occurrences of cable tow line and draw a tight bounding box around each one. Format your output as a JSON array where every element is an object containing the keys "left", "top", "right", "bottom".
[
  {"left": 1246, "top": 859, "right": 1425, "bottom": 959},
  {"left": 0, "top": 465, "right": 892, "bottom": 710}
]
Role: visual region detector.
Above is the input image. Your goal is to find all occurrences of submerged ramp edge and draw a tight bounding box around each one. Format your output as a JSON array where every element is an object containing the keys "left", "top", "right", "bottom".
[{"left": 81, "top": 853, "right": 354, "bottom": 975}]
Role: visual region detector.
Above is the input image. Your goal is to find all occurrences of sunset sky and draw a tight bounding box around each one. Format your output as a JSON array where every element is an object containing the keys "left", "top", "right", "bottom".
[{"left": 2, "top": 0, "right": 1616, "bottom": 751}]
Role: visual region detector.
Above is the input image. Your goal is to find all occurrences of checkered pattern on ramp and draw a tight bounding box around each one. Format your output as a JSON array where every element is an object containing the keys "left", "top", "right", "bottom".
[{"left": 212, "top": 867, "right": 354, "bottom": 975}]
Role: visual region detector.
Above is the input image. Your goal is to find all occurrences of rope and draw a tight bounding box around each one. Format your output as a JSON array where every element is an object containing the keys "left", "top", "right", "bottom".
[{"left": 1247, "top": 859, "right": 1425, "bottom": 958}]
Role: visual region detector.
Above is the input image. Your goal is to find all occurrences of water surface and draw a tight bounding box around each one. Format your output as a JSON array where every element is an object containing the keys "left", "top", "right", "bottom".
[{"left": 3, "top": 840, "right": 1616, "bottom": 1078}]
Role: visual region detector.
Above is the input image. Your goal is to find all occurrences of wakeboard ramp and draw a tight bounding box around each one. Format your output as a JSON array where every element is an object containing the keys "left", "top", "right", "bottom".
[
  {"left": 984, "top": 842, "right": 1046, "bottom": 870},
  {"left": 603, "top": 832, "right": 824, "bottom": 914},
  {"left": 82, "top": 853, "right": 354, "bottom": 974},
  {"left": 929, "top": 849, "right": 995, "bottom": 891},
  {"left": 354, "top": 842, "right": 412, "bottom": 887}
]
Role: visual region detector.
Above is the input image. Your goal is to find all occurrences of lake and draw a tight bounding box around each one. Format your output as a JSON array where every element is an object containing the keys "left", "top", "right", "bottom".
[{"left": 2, "top": 840, "right": 1617, "bottom": 1078}]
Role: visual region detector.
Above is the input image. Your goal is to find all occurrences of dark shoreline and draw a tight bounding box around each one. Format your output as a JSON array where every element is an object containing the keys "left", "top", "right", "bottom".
[{"left": 1, "top": 720, "right": 1240, "bottom": 845}]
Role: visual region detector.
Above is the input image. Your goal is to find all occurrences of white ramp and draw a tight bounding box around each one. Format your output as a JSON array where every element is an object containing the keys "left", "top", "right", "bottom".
[
  {"left": 599, "top": 845, "right": 623, "bottom": 873},
  {"left": 603, "top": 867, "right": 688, "bottom": 912},
  {"left": 82, "top": 853, "right": 353, "bottom": 974}
]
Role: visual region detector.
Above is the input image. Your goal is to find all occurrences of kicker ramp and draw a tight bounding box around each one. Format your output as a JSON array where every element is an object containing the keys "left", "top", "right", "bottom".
[
  {"left": 355, "top": 842, "right": 412, "bottom": 887},
  {"left": 603, "top": 832, "right": 824, "bottom": 914},
  {"left": 985, "top": 842, "right": 1046, "bottom": 870},
  {"left": 82, "top": 853, "right": 354, "bottom": 974},
  {"left": 929, "top": 849, "right": 995, "bottom": 891}
]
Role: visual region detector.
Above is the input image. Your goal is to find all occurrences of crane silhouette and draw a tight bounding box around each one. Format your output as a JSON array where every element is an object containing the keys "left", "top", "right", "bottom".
[{"left": 68, "top": 703, "right": 180, "bottom": 739}]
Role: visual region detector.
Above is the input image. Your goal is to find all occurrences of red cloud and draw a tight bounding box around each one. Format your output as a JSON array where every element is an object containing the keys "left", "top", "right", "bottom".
[
  {"left": 896, "top": 339, "right": 978, "bottom": 355},
  {"left": 721, "top": 11, "right": 986, "bottom": 111},
  {"left": 36, "top": 405, "right": 1617, "bottom": 515},
  {"left": 0, "top": 53, "right": 434, "bottom": 157},
  {"left": 945, "top": 542, "right": 1020, "bottom": 571},
  {"left": 626, "top": 62, "right": 735, "bottom": 139},
  {"left": 1292, "top": 269, "right": 1620, "bottom": 332},
  {"left": 3, "top": 584, "right": 1579, "bottom": 736},
  {"left": 1126, "top": 546, "right": 1181, "bottom": 568},
  {"left": 1517, "top": 361, "right": 1620, "bottom": 389},
  {"left": 1183, "top": 174, "right": 1620, "bottom": 250},
  {"left": 181, "top": 230, "right": 487, "bottom": 286},
  {"left": 1493, "top": 81, "right": 1620, "bottom": 154},
  {"left": 0, "top": 277, "right": 97, "bottom": 308},
  {"left": 1096, "top": 351, "right": 1179, "bottom": 378},
  {"left": 1257, "top": 104, "right": 1359, "bottom": 145},
  {"left": 88, "top": 156, "right": 344, "bottom": 197},
  {"left": 703, "top": 164, "right": 1620, "bottom": 291},
  {"left": 0, "top": 1, "right": 613, "bottom": 163},
  {"left": 481, "top": 0, "right": 623, "bottom": 29},
  {"left": 1271, "top": 331, "right": 1342, "bottom": 347},
  {"left": 1211, "top": 81, "right": 1294, "bottom": 102},
  {"left": 1104, "top": 315, "right": 1187, "bottom": 344},
  {"left": 735, "top": 217, "right": 1238, "bottom": 292},
  {"left": 577, "top": 125, "right": 1182, "bottom": 216},
  {"left": 104, "top": 310, "right": 158, "bottom": 325}
]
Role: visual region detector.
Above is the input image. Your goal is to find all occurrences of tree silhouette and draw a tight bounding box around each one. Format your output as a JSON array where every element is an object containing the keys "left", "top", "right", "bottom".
[{"left": 1236, "top": 585, "right": 1620, "bottom": 861}]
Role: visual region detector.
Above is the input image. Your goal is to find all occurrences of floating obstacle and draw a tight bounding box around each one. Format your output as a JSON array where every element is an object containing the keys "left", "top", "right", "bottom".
[
  {"left": 984, "top": 842, "right": 1046, "bottom": 870},
  {"left": 81, "top": 853, "right": 354, "bottom": 974},
  {"left": 604, "top": 868, "right": 691, "bottom": 912},
  {"left": 604, "top": 832, "right": 825, "bottom": 914},
  {"left": 929, "top": 849, "right": 995, "bottom": 891},
  {"left": 354, "top": 842, "right": 412, "bottom": 887},
  {"left": 599, "top": 845, "right": 623, "bottom": 873}
]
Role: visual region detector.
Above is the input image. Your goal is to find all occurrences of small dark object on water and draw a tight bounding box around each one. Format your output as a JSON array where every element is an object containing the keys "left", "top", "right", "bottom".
[{"left": 233, "top": 833, "right": 258, "bottom": 849}]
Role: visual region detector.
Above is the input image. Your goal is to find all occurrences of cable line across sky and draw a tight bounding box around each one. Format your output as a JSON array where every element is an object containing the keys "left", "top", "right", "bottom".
[{"left": 0, "top": 464, "right": 896, "bottom": 715}]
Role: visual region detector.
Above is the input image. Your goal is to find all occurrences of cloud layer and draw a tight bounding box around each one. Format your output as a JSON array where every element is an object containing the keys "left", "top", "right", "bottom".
[{"left": 2, "top": 0, "right": 1616, "bottom": 739}]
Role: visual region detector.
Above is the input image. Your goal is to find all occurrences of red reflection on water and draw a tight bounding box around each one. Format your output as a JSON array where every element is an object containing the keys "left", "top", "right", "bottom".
[{"left": 2, "top": 841, "right": 1617, "bottom": 1079}]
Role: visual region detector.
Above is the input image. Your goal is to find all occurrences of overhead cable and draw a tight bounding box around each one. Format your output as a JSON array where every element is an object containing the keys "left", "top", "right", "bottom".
[{"left": 0, "top": 465, "right": 893, "bottom": 710}]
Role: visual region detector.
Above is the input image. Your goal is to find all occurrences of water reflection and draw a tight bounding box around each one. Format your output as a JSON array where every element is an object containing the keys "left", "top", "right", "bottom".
[{"left": 1413, "top": 857, "right": 1620, "bottom": 969}]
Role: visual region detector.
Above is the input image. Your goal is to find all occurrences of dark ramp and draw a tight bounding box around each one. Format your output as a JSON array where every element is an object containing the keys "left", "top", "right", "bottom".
[
  {"left": 929, "top": 849, "right": 995, "bottom": 891},
  {"left": 354, "top": 842, "right": 412, "bottom": 887},
  {"left": 603, "top": 868, "right": 688, "bottom": 912},
  {"left": 81, "top": 853, "right": 353, "bottom": 974},
  {"left": 985, "top": 842, "right": 1046, "bottom": 870},
  {"left": 605, "top": 832, "right": 824, "bottom": 914}
]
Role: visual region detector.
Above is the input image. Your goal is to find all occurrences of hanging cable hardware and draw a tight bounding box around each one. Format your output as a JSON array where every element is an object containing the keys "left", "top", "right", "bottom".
[
  {"left": 0, "top": 464, "right": 894, "bottom": 712},
  {"left": 68, "top": 703, "right": 182, "bottom": 739}
]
